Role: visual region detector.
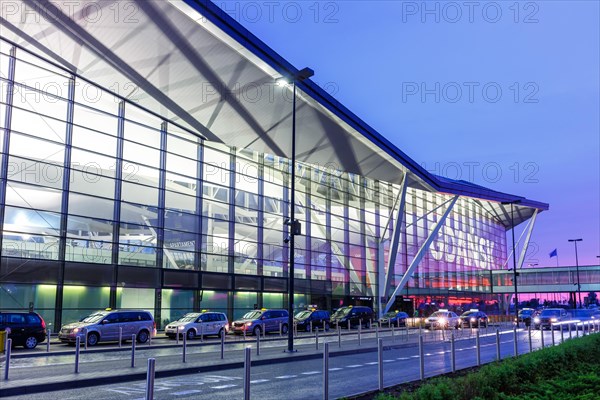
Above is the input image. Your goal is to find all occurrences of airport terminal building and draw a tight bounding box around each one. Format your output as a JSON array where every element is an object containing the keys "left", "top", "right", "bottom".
[{"left": 0, "top": 1, "right": 548, "bottom": 330}]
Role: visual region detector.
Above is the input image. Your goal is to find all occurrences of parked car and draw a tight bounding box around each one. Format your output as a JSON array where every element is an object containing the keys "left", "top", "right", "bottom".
[
  {"left": 231, "top": 309, "right": 289, "bottom": 336},
  {"left": 0, "top": 311, "right": 47, "bottom": 349},
  {"left": 330, "top": 306, "right": 374, "bottom": 329},
  {"left": 571, "top": 309, "right": 600, "bottom": 330},
  {"left": 459, "top": 310, "right": 488, "bottom": 328},
  {"left": 517, "top": 308, "right": 536, "bottom": 326},
  {"left": 379, "top": 311, "right": 409, "bottom": 327},
  {"left": 533, "top": 308, "right": 570, "bottom": 330},
  {"left": 58, "top": 309, "right": 155, "bottom": 346},
  {"left": 424, "top": 310, "right": 460, "bottom": 330},
  {"left": 294, "top": 309, "right": 330, "bottom": 332},
  {"left": 164, "top": 311, "right": 228, "bottom": 339}
]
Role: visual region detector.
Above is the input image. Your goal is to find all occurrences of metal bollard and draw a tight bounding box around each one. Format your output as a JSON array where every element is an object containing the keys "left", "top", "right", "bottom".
[
  {"left": 182, "top": 332, "right": 187, "bottom": 363},
  {"left": 358, "top": 322, "right": 362, "bottom": 346},
  {"left": 541, "top": 328, "right": 545, "bottom": 348},
  {"left": 200, "top": 324, "right": 204, "bottom": 343},
  {"left": 315, "top": 329, "right": 319, "bottom": 350},
  {"left": 419, "top": 335, "right": 425, "bottom": 380},
  {"left": 263, "top": 323, "right": 266, "bottom": 339},
  {"left": 376, "top": 324, "right": 380, "bottom": 340},
  {"left": 279, "top": 322, "right": 282, "bottom": 338},
  {"left": 551, "top": 325, "right": 555, "bottom": 346},
  {"left": 450, "top": 332, "right": 456, "bottom": 372},
  {"left": 323, "top": 342, "right": 329, "bottom": 400},
  {"left": 243, "top": 327, "right": 247, "bottom": 341},
  {"left": 569, "top": 322, "right": 572, "bottom": 339},
  {"left": 243, "top": 347, "right": 251, "bottom": 400},
  {"left": 388, "top": 320, "right": 391, "bottom": 330},
  {"left": 4, "top": 338, "right": 12, "bottom": 379},
  {"left": 323, "top": 320, "right": 326, "bottom": 332},
  {"left": 131, "top": 334, "right": 136, "bottom": 368},
  {"left": 148, "top": 330, "right": 152, "bottom": 346},
  {"left": 46, "top": 328, "right": 51, "bottom": 353},
  {"left": 391, "top": 324, "right": 395, "bottom": 341},
  {"left": 378, "top": 338, "right": 384, "bottom": 391},
  {"left": 176, "top": 327, "right": 180, "bottom": 345},
  {"left": 476, "top": 330, "right": 481, "bottom": 366},
  {"left": 310, "top": 321, "right": 313, "bottom": 334},
  {"left": 145, "top": 358, "right": 155, "bottom": 400},
  {"left": 347, "top": 320, "right": 351, "bottom": 331},
  {"left": 221, "top": 329, "right": 225, "bottom": 359},
  {"left": 256, "top": 330, "right": 260, "bottom": 356},
  {"left": 576, "top": 323, "right": 580, "bottom": 338},
  {"left": 513, "top": 328, "right": 518, "bottom": 357},
  {"left": 119, "top": 327, "right": 123, "bottom": 348},
  {"left": 84, "top": 328, "right": 88, "bottom": 351},
  {"left": 496, "top": 329, "right": 501, "bottom": 361},
  {"left": 561, "top": 325, "right": 564, "bottom": 343},
  {"left": 338, "top": 325, "right": 341, "bottom": 348},
  {"left": 74, "top": 336, "right": 80, "bottom": 373},
  {"left": 528, "top": 327, "right": 533, "bottom": 353}
]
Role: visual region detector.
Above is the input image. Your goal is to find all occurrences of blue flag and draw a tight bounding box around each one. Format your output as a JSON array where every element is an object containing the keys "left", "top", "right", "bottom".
[{"left": 549, "top": 249, "right": 558, "bottom": 258}]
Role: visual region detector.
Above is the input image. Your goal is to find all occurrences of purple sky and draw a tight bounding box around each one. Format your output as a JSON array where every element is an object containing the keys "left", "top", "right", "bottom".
[{"left": 218, "top": 1, "right": 599, "bottom": 267}]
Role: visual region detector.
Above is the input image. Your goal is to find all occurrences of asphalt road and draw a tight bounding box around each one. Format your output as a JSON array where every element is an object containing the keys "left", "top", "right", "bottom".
[{"left": 5, "top": 328, "right": 563, "bottom": 399}]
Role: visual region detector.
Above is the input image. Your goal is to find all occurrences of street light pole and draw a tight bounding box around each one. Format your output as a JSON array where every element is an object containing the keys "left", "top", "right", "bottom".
[
  {"left": 502, "top": 200, "right": 521, "bottom": 327},
  {"left": 568, "top": 238, "right": 583, "bottom": 308},
  {"left": 281, "top": 67, "right": 314, "bottom": 353}
]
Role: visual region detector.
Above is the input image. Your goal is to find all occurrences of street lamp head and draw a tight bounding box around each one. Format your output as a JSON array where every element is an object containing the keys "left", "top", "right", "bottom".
[
  {"left": 501, "top": 199, "right": 522, "bottom": 205},
  {"left": 568, "top": 239, "right": 583, "bottom": 242},
  {"left": 296, "top": 67, "right": 314, "bottom": 81}
]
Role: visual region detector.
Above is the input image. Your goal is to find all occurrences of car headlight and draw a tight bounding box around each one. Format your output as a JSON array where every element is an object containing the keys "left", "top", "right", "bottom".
[
  {"left": 551, "top": 318, "right": 557, "bottom": 322},
  {"left": 246, "top": 322, "right": 252, "bottom": 326},
  {"left": 438, "top": 318, "right": 446, "bottom": 325},
  {"left": 534, "top": 317, "right": 540, "bottom": 324},
  {"left": 470, "top": 318, "right": 476, "bottom": 322},
  {"left": 73, "top": 328, "right": 80, "bottom": 333}
]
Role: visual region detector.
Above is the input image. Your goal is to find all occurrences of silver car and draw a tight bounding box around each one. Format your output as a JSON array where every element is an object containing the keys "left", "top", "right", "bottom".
[
  {"left": 165, "top": 312, "right": 229, "bottom": 340},
  {"left": 58, "top": 309, "right": 155, "bottom": 346}
]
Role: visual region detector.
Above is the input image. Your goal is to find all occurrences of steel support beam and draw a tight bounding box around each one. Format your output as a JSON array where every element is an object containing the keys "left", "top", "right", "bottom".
[
  {"left": 383, "top": 196, "right": 459, "bottom": 314},
  {"left": 516, "top": 209, "right": 538, "bottom": 270}
]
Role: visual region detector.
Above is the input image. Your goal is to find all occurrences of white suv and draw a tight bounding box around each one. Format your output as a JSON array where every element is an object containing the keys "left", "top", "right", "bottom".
[{"left": 165, "top": 312, "right": 228, "bottom": 340}]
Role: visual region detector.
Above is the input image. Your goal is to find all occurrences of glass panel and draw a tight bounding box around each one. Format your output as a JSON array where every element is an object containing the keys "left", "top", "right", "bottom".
[
  {"left": 116, "top": 287, "right": 155, "bottom": 314},
  {"left": 72, "top": 125, "right": 117, "bottom": 155},
  {"left": 7, "top": 156, "right": 64, "bottom": 190},
  {"left": 9, "top": 132, "right": 65, "bottom": 163},
  {"left": 61, "top": 286, "right": 111, "bottom": 324},
  {"left": 5, "top": 181, "right": 62, "bottom": 212},
  {"left": 161, "top": 289, "right": 195, "bottom": 327},
  {"left": 73, "top": 104, "right": 118, "bottom": 135},
  {"left": 68, "top": 192, "right": 114, "bottom": 220},
  {"left": 0, "top": 284, "right": 56, "bottom": 330},
  {"left": 10, "top": 107, "right": 66, "bottom": 143}
]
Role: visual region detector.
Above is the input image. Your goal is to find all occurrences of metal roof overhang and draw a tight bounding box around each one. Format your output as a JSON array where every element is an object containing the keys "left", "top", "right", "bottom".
[{"left": 0, "top": 0, "right": 548, "bottom": 229}]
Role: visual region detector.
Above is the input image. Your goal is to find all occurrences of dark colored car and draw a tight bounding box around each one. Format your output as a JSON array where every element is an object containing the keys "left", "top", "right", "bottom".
[
  {"left": 459, "top": 310, "right": 488, "bottom": 328},
  {"left": 231, "top": 309, "right": 289, "bottom": 336},
  {"left": 533, "top": 308, "right": 570, "bottom": 330},
  {"left": 0, "top": 311, "right": 47, "bottom": 349},
  {"left": 330, "top": 306, "right": 374, "bottom": 329},
  {"left": 517, "top": 308, "right": 536, "bottom": 326},
  {"left": 571, "top": 309, "right": 600, "bottom": 330},
  {"left": 380, "top": 311, "right": 409, "bottom": 327},
  {"left": 294, "top": 310, "right": 331, "bottom": 332}
]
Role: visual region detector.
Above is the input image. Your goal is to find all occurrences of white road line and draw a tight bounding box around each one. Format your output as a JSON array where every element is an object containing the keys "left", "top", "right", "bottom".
[
  {"left": 365, "top": 362, "right": 378, "bottom": 365},
  {"left": 346, "top": 364, "right": 363, "bottom": 368},
  {"left": 210, "top": 384, "right": 237, "bottom": 389},
  {"left": 328, "top": 367, "right": 343, "bottom": 371},
  {"left": 250, "top": 379, "right": 270, "bottom": 384},
  {"left": 383, "top": 359, "right": 395, "bottom": 363},
  {"left": 276, "top": 375, "right": 298, "bottom": 379},
  {"left": 301, "top": 371, "right": 321, "bottom": 375},
  {"left": 411, "top": 355, "right": 420, "bottom": 358},
  {"left": 172, "top": 390, "right": 203, "bottom": 396},
  {"left": 397, "top": 357, "right": 410, "bottom": 360}
]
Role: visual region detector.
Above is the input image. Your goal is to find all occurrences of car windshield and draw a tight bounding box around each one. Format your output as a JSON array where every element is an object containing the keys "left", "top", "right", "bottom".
[
  {"left": 80, "top": 313, "right": 107, "bottom": 323},
  {"left": 295, "top": 311, "right": 312, "bottom": 320},
  {"left": 430, "top": 312, "right": 447, "bottom": 318},
  {"left": 519, "top": 310, "right": 533, "bottom": 316},
  {"left": 383, "top": 312, "right": 398, "bottom": 318},
  {"left": 332, "top": 308, "right": 351, "bottom": 318},
  {"left": 540, "top": 310, "right": 562, "bottom": 317},
  {"left": 242, "top": 311, "right": 263, "bottom": 320},
  {"left": 460, "top": 311, "right": 476, "bottom": 317},
  {"left": 178, "top": 313, "right": 201, "bottom": 322}
]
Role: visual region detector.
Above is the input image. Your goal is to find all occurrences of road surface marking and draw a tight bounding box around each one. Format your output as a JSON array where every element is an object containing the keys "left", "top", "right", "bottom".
[
  {"left": 383, "top": 359, "right": 395, "bottom": 363},
  {"left": 172, "top": 390, "right": 203, "bottom": 396},
  {"left": 276, "top": 375, "right": 298, "bottom": 379},
  {"left": 347, "top": 364, "right": 363, "bottom": 368},
  {"left": 302, "top": 371, "right": 321, "bottom": 375},
  {"left": 210, "top": 384, "right": 237, "bottom": 389},
  {"left": 397, "top": 357, "right": 410, "bottom": 360},
  {"left": 250, "top": 379, "right": 270, "bottom": 384},
  {"left": 328, "top": 367, "right": 343, "bottom": 371},
  {"left": 365, "top": 362, "right": 378, "bottom": 365}
]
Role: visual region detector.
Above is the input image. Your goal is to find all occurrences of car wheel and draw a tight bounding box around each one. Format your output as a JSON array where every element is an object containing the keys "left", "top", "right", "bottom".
[
  {"left": 137, "top": 330, "right": 149, "bottom": 344},
  {"left": 87, "top": 332, "right": 99, "bottom": 346},
  {"left": 253, "top": 326, "right": 261, "bottom": 336},
  {"left": 281, "top": 324, "right": 289, "bottom": 334},
  {"left": 217, "top": 328, "right": 225, "bottom": 338},
  {"left": 24, "top": 336, "right": 38, "bottom": 349},
  {"left": 186, "top": 329, "right": 196, "bottom": 340}
]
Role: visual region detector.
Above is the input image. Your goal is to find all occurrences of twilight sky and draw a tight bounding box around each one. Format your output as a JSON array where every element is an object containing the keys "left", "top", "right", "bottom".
[{"left": 218, "top": 0, "right": 600, "bottom": 267}]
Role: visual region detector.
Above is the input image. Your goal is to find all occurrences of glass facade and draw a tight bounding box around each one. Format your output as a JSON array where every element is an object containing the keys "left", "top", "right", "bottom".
[{"left": 0, "top": 39, "right": 514, "bottom": 329}]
